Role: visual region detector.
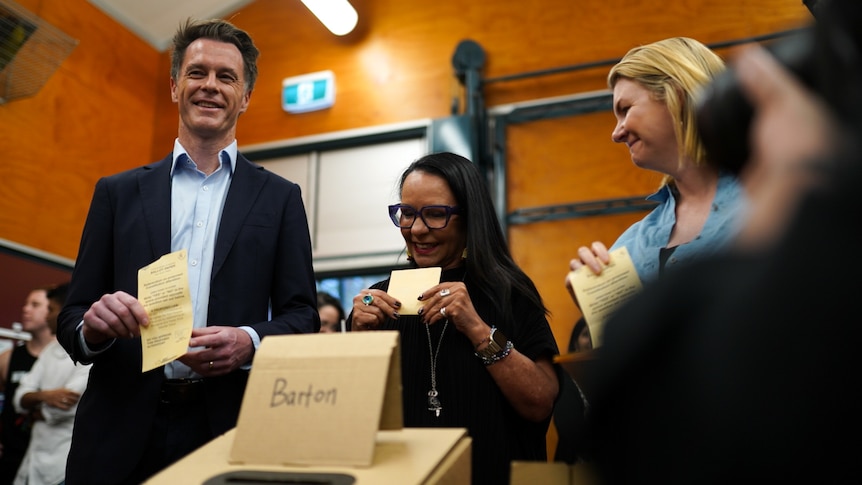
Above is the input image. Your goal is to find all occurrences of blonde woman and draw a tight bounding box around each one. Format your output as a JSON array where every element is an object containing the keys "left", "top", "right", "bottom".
[{"left": 567, "top": 37, "right": 747, "bottom": 287}]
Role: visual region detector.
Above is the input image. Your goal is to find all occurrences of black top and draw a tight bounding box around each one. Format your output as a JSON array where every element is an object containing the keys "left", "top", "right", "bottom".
[
  {"left": 351, "top": 266, "right": 560, "bottom": 485},
  {"left": 0, "top": 344, "right": 37, "bottom": 482},
  {"left": 584, "top": 155, "right": 862, "bottom": 483},
  {"left": 658, "top": 245, "right": 678, "bottom": 277}
]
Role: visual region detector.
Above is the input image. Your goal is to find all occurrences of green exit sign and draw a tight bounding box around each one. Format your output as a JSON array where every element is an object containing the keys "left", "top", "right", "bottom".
[{"left": 282, "top": 70, "right": 335, "bottom": 113}]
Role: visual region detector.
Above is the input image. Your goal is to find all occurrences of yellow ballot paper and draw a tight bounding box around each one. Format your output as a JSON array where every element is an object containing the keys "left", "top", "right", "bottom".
[
  {"left": 138, "top": 250, "right": 194, "bottom": 373},
  {"left": 388, "top": 267, "right": 442, "bottom": 315},
  {"left": 567, "top": 246, "right": 642, "bottom": 347}
]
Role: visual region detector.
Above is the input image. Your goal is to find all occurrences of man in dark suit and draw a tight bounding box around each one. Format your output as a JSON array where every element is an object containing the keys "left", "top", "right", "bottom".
[{"left": 57, "top": 18, "right": 319, "bottom": 485}]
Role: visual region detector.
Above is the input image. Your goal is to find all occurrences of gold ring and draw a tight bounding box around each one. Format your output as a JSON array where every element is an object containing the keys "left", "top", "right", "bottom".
[{"left": 209, "top": 361, "right": 214, "bottom": 370}]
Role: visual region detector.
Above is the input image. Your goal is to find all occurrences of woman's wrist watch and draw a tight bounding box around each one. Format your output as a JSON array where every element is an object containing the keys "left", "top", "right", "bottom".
[{"left": 474, "top": 327, "right": 513, "bottom": 365}]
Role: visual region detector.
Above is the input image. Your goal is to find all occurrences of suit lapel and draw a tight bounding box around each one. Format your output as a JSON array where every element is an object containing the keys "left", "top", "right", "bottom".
[
  {"left": 138, "top": 156, "right": 173, "bottom": 259},
  {"left": 212, "top": 155, "right": 266, "bottom": 277}
]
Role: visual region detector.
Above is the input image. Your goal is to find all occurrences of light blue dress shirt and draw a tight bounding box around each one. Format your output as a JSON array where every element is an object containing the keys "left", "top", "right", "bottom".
[
  {"left": 78, "top": 140, "right": 260, "bottom": 377},
  {"left": 165, "top": 140, "right": 232, "bottom": 378},
  {"left": 610, "top": 173, "right": 747, "bottom": 284}
]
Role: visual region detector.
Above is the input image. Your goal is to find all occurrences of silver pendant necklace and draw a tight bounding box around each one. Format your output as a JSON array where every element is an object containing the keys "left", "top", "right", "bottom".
[
  {"left": 425, "top": 320, "right": 448, "bottom": 417},
  {"left": 424, "top": 267, "right": 465, "bottom": 418}
]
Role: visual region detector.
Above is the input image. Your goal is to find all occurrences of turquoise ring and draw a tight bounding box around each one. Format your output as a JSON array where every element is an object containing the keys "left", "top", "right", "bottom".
[{"left": 362, "top": 294, "right": 374, "bottom": 306}]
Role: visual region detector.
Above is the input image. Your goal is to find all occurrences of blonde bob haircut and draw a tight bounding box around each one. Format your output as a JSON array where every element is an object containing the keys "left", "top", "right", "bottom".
[{"left": 608, "top": 37, "right": 725, "bottom": 177}]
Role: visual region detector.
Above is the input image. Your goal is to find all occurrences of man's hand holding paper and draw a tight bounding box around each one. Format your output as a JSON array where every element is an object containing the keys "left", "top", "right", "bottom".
[
  {"left": 80, "top": 290, "right": 149, "bottom": 346},
  {"left": 138, "top": 250, "right": 194, "bottom": 373},
  {"left": 177, "top": 326, "right": 254, "bottom": 376}
]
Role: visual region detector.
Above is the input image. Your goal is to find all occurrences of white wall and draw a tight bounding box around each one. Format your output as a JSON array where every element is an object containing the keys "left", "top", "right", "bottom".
[{"left": 257, "top": 135, "right": 427, "bottom": 273}]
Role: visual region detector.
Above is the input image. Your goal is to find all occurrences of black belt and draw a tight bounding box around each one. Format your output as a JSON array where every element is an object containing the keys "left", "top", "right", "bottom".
[{"left": 160, "top": 378, "right": 205, "bottom": 405}]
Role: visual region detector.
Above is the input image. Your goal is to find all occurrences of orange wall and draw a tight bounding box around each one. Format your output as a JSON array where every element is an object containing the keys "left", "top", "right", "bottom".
[
  {"left": 151, "top": 0, "right": 812, "bottom": 149},
  {"left": 1, "top": 0, "right": 162, "bottom": 259}
]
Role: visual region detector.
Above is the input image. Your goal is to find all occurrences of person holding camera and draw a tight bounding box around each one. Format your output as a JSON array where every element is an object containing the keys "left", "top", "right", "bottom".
[{"left": 583, "top": 1, "right": 862, "bottom": 482}]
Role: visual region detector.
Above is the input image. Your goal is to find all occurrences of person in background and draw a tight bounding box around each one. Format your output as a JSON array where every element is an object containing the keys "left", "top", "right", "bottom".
[
  {"left": 348, "top": 152, "right": 560, "bottom": 485},
  {"left": 569, "top": 318, "right": 593, "bottom": 353},
  {"left": 13, "top": 283, "right": 91, "bottom": 485},
  {"left": 317, "top": 292, "right": 345, "bottom": 333},
  {"left": 565, "top": 37, "right": 747, "bottom": 292},
  {"left": 586, "top": 1, "right": 862, "bottom": 481},
  {"left": 57, "top": 18, "right": 318, "bottom": 485},
  {"left": 0, "top": 286, "right": 54, "bottom": 485}
]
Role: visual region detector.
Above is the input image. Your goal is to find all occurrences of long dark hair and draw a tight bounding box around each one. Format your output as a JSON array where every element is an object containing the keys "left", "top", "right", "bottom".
[{"left": 398, "top": 152, "right": 548, "bottom": 316}]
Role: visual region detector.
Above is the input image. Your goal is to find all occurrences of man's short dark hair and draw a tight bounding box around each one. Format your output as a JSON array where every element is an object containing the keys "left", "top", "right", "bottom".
[{"left": 170, "top": 18, "right": 260, "bottom": 92}]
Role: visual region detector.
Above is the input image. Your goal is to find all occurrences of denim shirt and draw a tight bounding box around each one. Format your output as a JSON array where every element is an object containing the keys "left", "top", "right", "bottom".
[{"left": 610, "top": 173, "right": 747, "bottom": 284}]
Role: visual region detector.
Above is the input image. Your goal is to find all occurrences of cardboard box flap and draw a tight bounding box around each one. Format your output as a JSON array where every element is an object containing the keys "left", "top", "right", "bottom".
[{"left": 230, "top": 331, "right": 402, "bottom": 467}]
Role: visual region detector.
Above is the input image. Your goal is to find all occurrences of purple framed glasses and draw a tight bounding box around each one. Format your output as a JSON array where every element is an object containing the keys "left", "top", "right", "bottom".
[{"left": 388, "top": 204, "right": 461, "bottom": 229}]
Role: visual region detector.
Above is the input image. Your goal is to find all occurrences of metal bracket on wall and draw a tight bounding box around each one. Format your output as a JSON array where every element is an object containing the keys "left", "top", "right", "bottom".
[
  {"left": 495, "top": 91, "right": 612, "bottom": 125},
  {"left": 507, "top": 196, "right": 658, "bottom": 226},
  {"left": 451, "top": 39, "right": 487, "bottom": 166},
  {"left": 490, "top": 90, "right": 618, "bottom": 231}
]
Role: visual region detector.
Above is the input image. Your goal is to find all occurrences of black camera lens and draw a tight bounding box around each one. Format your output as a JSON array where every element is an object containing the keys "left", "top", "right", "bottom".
[
  {"left": 695, "top": 69, "right": 754, "bottom": 175},
  {"left": 695, "top": 31, "right": 816, "bottom": 175}
]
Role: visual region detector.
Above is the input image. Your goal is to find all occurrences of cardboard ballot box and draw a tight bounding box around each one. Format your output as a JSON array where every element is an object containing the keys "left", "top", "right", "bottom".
[
  {"left": 145, "top": 427, "right": 471, "bottom": 485},
  {"left": 146, "top": 332, "right": 471, "bottom": 484}
]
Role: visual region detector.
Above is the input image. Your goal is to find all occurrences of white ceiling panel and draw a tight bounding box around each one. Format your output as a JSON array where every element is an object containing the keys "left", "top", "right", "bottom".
[{"left": 88, "top": 0, "right": 255, "bottom": 51}]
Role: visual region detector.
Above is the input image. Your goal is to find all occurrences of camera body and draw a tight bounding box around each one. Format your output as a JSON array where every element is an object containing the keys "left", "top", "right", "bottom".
[{"left": 695, "top": 1, "right": 862, "bottom": 174}]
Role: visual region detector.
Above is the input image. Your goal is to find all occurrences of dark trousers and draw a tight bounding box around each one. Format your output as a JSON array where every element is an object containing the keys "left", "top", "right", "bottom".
[
  {"left": 0, "top": 449, "right": 25, "bottom": 485},
  {"left": 121, "top": 380, "right": 213, "bottom": 484}
]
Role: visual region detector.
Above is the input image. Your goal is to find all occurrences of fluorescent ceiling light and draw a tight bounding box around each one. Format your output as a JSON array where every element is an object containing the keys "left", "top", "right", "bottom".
[{"left": 300, "top": 0, "right": 358, "bottom": 36}]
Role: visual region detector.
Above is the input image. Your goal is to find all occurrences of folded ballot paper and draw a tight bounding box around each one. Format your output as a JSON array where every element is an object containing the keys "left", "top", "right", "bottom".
[{"left": 566, "top": 246, "right": 642, "bottom": 348}]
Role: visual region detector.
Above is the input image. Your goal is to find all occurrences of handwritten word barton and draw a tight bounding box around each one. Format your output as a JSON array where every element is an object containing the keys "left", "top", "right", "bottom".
[{"left": 270, "top": 378, "right": 337, "bottom": 408}]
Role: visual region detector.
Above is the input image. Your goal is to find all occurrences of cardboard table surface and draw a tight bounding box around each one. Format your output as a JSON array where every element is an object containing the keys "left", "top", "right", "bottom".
[{"left": 145, "top": 427, "right": 471, "bottom": 485}]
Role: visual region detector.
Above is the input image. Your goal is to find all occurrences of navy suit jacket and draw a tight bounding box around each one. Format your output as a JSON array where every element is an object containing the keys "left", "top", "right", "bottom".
[{"left": 57, "top": 153, "right": 319, "bottom": 484}]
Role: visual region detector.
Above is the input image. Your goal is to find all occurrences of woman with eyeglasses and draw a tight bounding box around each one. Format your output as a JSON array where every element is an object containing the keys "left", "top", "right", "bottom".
[{"left": 347, "top": 152, "right": 560, "bottom": 485}]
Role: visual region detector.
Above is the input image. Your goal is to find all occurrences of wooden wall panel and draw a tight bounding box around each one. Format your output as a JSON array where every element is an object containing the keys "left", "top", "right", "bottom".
[
  {"left": 0, "top": 0, "right": 161, "bottom": 259},
  {"left": 506, "top": 113, "right": 665, "bottom": 209}
]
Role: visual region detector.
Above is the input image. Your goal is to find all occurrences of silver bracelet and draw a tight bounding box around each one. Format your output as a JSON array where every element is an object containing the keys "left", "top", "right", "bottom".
[{"left": 477, "top": 340, "right": 514, "bottom": 366}]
